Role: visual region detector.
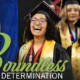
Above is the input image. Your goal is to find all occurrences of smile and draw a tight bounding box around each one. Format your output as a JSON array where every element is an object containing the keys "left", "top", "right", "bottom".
[
  {"left": 34, "top": 27, "right": 41, "bottom": 32},
  {"left": 71, "top": 16, "right": 76, "bottom": 18}
]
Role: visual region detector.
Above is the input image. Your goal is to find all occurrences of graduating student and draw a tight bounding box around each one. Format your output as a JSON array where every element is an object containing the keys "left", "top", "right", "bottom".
[
  {"left": 23, "top": 0, "right": 56, "bottom": 44},
  {"left": 67, "top": 18, "right": 80, "bottom": 80},
  {"left": 16, "top": 1, "right": 73, "bottom": 80},
  {"left": 56, "top": 0, "right": 80, "bottom": 49}
]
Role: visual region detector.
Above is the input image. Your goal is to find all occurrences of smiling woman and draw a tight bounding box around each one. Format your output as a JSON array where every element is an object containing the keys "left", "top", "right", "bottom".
[
  {"left": 15, "top": 1, "right": 74, "bottom": 80},
  {"left": 25, "top": 13, "right": 56, "bottom": 42},
  {"left": 56, "top": 0, "right": 80, "bottom": 49},
  {"left": 30, "top": 14, "right": 47, "bottom": 38},
  {"left": 67, "top": 4, "right": 79, "bottom": 22}
]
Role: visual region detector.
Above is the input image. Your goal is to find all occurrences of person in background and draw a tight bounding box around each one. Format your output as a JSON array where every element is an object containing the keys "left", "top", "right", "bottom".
[
  {"left": 67, "top": 18, "right": 80, "bottom": 80},
  {"left": 56, "top": 0, "right": 80, "bottom": 49}
]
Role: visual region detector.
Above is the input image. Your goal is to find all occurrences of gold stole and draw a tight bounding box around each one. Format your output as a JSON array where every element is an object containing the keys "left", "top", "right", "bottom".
[
  {"left": 59, "top": 25, "right": 72, "bottom": 49},
  {"left": 18, "top": 40, "right": 56, "bottom": 64},
  {"left": 18, "top": 40, "right": 33, "bottom": 64},
  {"left": 71, "top": 41, "right": 80, "bottom": 80}
]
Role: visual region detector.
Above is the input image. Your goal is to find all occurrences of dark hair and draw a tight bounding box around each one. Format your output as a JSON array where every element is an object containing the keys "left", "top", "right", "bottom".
[{"left": 25, "top": 17, "right": 57, "bottom": 42}]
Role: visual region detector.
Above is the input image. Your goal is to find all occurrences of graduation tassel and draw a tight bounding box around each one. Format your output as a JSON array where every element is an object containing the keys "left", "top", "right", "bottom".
[
  {"left": 23, "top": 26, "right": 27, "bottom": 43},
  {"left": 60, "top": 0, "right": 63, "bottom": 14},
  {"left": 23, "top": 11, "right": 31, "bottom": 43},
  {"left": 29, "top": 11, "right": 31, "bottom": 20}
]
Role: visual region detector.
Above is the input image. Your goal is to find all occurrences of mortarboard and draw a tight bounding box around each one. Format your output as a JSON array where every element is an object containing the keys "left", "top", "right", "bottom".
[
  {"left": 24, "top": 0, "right": 62, "bottom": 25},
  {"left": 61, "top": 0, "right": 80, "bottom": 9},
  {"left": 23, "top": 0, "right": 62, "bottom": 42}
]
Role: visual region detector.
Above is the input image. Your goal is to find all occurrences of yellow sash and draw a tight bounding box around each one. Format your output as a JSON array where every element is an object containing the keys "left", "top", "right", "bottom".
[
  {"left": 78, "top": 27, "right": 80, "bottom": 39},
  {"left": 18, "top": 40, "right": 55, "bottom": 64},
  {"left": 59, "top": 25, "right": 72, "bottom": 49},
  {"left": 18, "top": 40, "right": 33, "bottom": 64},
  {"left": 71, "top": 41, "right": 80, "bottom": 80}
]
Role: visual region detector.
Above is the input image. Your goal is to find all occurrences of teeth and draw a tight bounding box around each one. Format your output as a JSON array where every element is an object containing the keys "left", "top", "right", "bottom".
[
  {"left": 34, "top": 27, "right": 41, "bottom": 31},
  {"left": 34, "top": 27, "right": 41, "bottom": 29}
]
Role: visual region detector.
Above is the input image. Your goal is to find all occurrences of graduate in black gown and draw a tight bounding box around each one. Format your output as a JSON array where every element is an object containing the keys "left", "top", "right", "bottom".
[
  {"left": 15, "top": 1, "right": 73, "bottom": 80},
  {"left": 67, "top": 18, "right": 80, "bottom": 80},
  {"left": 56, "top": 0, "right": 80, "bottom": 49}
]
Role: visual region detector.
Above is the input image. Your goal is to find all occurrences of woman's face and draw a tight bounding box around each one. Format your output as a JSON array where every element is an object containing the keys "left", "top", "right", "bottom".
[
  {"left": 30, "top": 14, "right": 47, "bottom": 37},
  {"left": 67, "top": 4, "right": 79, "bottom": 22}
]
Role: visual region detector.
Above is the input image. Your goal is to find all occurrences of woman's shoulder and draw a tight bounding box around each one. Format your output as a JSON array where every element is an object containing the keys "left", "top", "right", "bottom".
[
  {"left": 18, "top": 41, "right": 32, "bottom": 63},
  {"left": 54, "top": 43, "right": 69, "bottom": 56},
  {"left": 54, "top": 43, "right": 71, "bottom": 64},
  {"left": 19, "top": 43, "right": 30, "bottom": 52},
  {"left": 19, "top": 40, "right": 33, "bottom": 52},
  {"left": 18, "top": 43, "right": 29, "bottom": 62},
  {"left": 54, "top": 43, "right": 66, "bottom": 51}
]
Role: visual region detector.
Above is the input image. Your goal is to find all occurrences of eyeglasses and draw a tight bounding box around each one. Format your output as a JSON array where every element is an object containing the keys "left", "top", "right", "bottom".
[{"left": 30, "top": 18, "right": 47, "bottom": 24}]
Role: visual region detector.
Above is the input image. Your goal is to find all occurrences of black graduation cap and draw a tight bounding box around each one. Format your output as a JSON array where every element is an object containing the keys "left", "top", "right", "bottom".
[
  {"left": 44, "top": 0, "right": 53, "bottom": 5},
  {"left": 61, "top": 0, "right": 80, "bottom": 8},
  {"left": 24, "top": 0, "right": 62, "bottom": 25}
]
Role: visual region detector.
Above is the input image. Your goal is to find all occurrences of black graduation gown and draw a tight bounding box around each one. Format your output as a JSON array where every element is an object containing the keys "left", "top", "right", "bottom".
[
  {"left": 67, "top": 46, "right": 72, "bottom": 59},
  {"left": 55, "top": 28, "right": 61, "bottom": 45},
  {"left": 67, "top": 44, "right": 80, "bottom": 80},
  {"left": 15, "top": 43, "right": 74, "bottom": 80}
]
